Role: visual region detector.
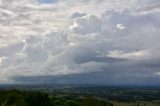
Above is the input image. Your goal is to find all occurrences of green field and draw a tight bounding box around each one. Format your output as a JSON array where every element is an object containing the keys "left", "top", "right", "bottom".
[{"left": 112, "top": 101, "right": 160, "bottom": 106}]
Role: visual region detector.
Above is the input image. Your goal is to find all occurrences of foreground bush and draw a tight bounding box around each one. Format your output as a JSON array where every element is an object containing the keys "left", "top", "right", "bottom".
[{"left": 0, "top": 89, "right": 113, "bottom": 106}]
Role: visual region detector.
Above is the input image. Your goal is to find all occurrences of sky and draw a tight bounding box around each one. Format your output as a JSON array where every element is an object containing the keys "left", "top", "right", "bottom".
[
  {"left": 0, "top": 0, "right": 160, "bottom": 85},
  {"left": 37, "top": 0, "right": 57, "bottom": 4}
]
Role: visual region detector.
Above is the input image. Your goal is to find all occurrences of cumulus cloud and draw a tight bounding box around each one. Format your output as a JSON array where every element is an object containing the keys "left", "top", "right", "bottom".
[
  {"left": 70, "top": 15, "right": 102, "bottom": 34},
  {"left": 70, "top": 12, "right": 86, "bottom": 19},
  {"left": 0, "top": 42, "right": 25, "bottom": 57},
  {"left": 0, "top": 0, "right": 160, "bottom": 85}
]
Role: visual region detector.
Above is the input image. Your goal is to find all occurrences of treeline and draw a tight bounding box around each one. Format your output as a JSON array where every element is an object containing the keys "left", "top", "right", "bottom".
[{"left": 0, "top": 89, "right": 113, "bottom": 106}]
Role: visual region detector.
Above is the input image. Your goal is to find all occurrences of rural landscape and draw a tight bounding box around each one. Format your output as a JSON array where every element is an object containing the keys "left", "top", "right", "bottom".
[{"left": 0, "top": 85, "right": 160, "bottom": 106}]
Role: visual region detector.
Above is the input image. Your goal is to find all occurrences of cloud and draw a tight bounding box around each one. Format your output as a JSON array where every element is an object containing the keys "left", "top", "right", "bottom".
[
  {"left": 0, "top": 42, "right": 25, "bottom": 57},
  {"left": 70, "top": 12, "right": 86, "bottom": 19},
  {"left": 116, "top": 24, "right": 126, "bottom": 30},
  {"left": 107, "top": 50, "right": 149, "bottom": 59},
  {"left": 70, "top": 15, "right": 102, "bottom": 34},
  {"left": 37, "top": 0, "right": 58, "bottom": 4},
  {"left": 136, "top": 0, "right": 160, "bottom": 12},
  {"left": 0, "top": 0, "right": 160, "bottom": 85}
]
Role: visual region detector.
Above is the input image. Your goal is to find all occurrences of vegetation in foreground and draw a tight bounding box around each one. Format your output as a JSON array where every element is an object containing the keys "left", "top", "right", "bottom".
[
  {"left": 0, "top": 89, "right": 113, "bottom": 106},
  {"left": 0, "top": 85, "right": 160, "bottom": 106}
]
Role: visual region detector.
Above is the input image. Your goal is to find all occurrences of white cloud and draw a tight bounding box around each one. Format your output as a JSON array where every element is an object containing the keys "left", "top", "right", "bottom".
[
  {"left": 116, "top": 24, "right": 126, "bottom": 30},
  {"left": 70, "top": 15, "right": 102, "bottom": 34},
  {"left": 0, "top": 0, "right": 160, "bottom": 84},
  {"left": 107, "top": 50, "right": 149, "bottom": 59}
]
